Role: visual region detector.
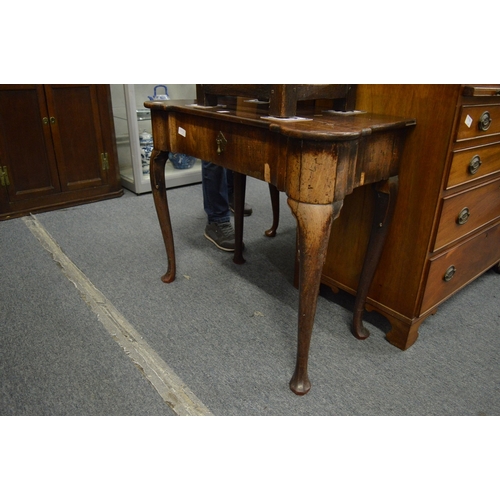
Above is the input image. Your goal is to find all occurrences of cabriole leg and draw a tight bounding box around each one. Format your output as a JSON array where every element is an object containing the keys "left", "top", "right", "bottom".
[
  {"left": 150, "top": 149, "right": 176, "bottom": 284},
  {"left": 287, "top": 198, "right": 342, "bottom": 395},
  {"left": 265, "top": 184, "right": 280, "bottom": 237},
  {"left": 352, "top": 177, "right": 398, "bottom": 339}
]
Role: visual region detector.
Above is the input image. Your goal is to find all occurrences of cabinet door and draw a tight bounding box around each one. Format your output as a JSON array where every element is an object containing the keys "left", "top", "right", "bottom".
[
  {"left": 44, "top": 84, "right": 108, "bottom": 191},
  {"left": 0, "top": 85, "right": 61, "bottom": 203}
]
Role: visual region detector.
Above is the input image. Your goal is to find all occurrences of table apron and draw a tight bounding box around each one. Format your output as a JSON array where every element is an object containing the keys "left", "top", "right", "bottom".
[{"left": 152, "top": 110, "right": 405, "bottom": 205}]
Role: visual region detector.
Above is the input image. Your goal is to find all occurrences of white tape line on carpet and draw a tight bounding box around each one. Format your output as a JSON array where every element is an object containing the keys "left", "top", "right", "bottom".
[{"left": 23, "top": 215, "right": 212, "bottom": 417}]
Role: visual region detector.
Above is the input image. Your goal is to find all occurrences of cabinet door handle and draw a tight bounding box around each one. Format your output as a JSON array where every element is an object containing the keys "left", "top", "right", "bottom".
[
  {"left": 42, "top": 117, "right": 49, "bottom": 125},
  {"left": 468, "top": 154, "right": 482, "bottom": 175},
  {"left": 0, "top": 166, "right": 10, "bottom": 186},
  {"left": 50, "top": 117, "right": 56, "bottom": 124}
]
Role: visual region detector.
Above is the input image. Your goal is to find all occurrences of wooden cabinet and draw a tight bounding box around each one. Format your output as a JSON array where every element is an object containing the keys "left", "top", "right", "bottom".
[
  {"left": 320, "top": 85, "right": 500, "bottom": 350},
  {"left": 0, "top": 84, "right": 122, "bottom": 220}
]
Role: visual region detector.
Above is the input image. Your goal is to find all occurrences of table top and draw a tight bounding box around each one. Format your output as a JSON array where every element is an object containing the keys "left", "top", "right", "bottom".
[{"left": 144, "top": 99, "right": 417, "bottom": 142}]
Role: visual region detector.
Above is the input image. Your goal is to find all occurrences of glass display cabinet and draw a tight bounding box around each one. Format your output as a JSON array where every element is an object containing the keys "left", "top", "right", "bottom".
[{"left": 110, "top": 84, "right": 202, "bottom": 194}]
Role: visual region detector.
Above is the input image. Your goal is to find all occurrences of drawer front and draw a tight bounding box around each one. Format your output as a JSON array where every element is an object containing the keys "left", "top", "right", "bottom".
[
  {"left": 434, "top": 178, "right": 500, "bottom": 250},
  {"left": 456, "top": 104, "right": 500, "bottom": 141},
  {"left": 422, "top": 223, "right": 500, "bottom": 314},
  {"left": 447, "top": 142, "right": 500, "bottom": 189},
  {"left": 168, "top": 112, "right": 276, "bottom": 182}
]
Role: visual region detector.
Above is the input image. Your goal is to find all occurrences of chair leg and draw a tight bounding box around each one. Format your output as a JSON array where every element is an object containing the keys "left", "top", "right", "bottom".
[{"left": 265, "top": 184, "right": 280, "bottom": 237}]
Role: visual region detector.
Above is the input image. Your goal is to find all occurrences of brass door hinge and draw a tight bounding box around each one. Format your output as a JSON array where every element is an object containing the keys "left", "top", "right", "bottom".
[
  {"left": 0, "top": 166, "right": 10, "bottom": 187},
  {"left": 101, "top": 153, "right": 109, "bottom": 171}
]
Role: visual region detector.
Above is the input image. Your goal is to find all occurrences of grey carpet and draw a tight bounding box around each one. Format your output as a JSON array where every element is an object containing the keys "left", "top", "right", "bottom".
[
  {"left": 1, "top": 177, "right": 499, "bottom": 415},
  {"left": 1, "top": 217, "right": 175, "bottom": 416}
]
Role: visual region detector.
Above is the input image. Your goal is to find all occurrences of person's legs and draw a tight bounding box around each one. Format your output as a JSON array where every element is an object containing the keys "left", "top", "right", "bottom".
[
  {"left": 202, "top": 160, "right": 230, "bottom": 224},
  {"left": 202, "top": 161, "right": 235, "bottom": 251},
  {"left": 201, "top": 161, "right": 253, "bottom": 251}
]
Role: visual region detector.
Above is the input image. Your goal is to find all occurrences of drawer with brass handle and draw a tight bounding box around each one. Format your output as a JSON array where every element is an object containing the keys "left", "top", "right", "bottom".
[
  {"left": 456, "top": 104, "right": 500, "bottom": 141},
  {"left": 422, "top": 222, "right": 500, "bottom": 314},
  {"left": 434, "top": 177, "right": 500, "bottom": 251},
  {"left": 447, "top": 141, "right": 500, "bottom": 189}
]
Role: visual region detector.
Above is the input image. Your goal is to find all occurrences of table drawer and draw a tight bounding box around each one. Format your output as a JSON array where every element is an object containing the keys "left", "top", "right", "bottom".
[
  {"left": 456, "top": 104, "right": 500, "bottom": 141},
  {"left": 434, "top": 177, "right": 500, "bottom": 251},
  {"left": 447, "top": 142, "right": 500, "bottom": 189},
  {"left": 421, "top": 222, "right": 500, "bottom": 314},
  {"left": 168, "top": 112, "right": 276, "bottom": 182}
]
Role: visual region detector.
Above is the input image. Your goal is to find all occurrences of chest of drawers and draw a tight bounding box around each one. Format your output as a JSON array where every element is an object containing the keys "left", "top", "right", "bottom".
[{"left": 320, "top": 85, "right": 500, "bottom": 349}]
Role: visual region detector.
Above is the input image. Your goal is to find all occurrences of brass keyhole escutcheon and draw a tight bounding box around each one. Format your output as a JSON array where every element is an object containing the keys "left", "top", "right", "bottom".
[
  {"left": 216, "top": 131, "right": 227, "bottom": 155},
  {"left": 443, "top": 265, "right": 456, "bottom": 282},
  {"left": 457, "top": 207, "right": 470, "bottom": 225}
]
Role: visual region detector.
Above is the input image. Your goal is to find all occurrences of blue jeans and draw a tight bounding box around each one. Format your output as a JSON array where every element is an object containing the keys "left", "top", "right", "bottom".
[{"left": 202, "top": 161, "right": 234, "bottom": 224}]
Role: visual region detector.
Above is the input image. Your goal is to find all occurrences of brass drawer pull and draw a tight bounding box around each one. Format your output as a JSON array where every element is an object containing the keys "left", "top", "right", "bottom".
[
  {"left": 468, "top": 154, "right": 482, "bottom": 175},
  {"left": 478, "top": 111, "right": 492, "bottom": 131},
  {"left": 457, "top": 207, "right": 470, "bottom": 225},
  {"left": 443, "top": 265, "right": 456, "bottom": 282}
]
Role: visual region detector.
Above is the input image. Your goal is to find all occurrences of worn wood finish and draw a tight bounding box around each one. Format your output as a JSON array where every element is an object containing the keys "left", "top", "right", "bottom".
[
  {"left": 321, "top": 84, "right": 500, "bottom": 350},
  {"left": 145, "top": 97, "right": 415, "bottom": 394},
  {"left": 0, "top": 84, "right": 122, "bottom": 220},
  {"left": 288, "top": 199, "right": 339, "bottom": 395},
  {"left": 198, "top": 85, "right": 358, "bottom": 236}
]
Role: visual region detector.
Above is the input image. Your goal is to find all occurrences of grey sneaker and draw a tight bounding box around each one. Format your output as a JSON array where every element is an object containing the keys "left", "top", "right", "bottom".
[{"left": 204, "top": 222, "right": 235, "bottom": 252}]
